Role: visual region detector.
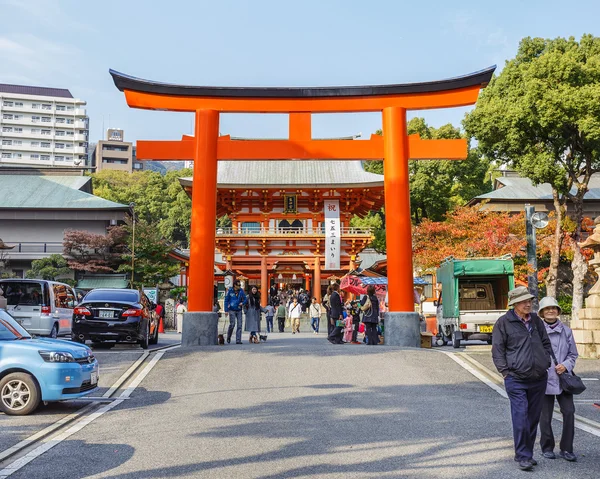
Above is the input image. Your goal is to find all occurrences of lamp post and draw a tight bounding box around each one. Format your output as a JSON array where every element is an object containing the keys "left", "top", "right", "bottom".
[
  {"left": 525, "top": 204, "right": 549, "bottom": 312},
  {"left": 129, "top": 202, "right": 136, "bottom": 287}
]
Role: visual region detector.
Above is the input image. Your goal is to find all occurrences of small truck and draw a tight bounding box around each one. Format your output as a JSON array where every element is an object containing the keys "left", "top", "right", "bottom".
[{"left": 435, "top": 255, "right": 515, "bottom": 348}]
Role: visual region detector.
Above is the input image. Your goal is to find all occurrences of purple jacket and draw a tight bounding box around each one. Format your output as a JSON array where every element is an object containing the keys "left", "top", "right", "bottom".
[{"left": 544, "top": 320, "right": 579, "bottom": 395}]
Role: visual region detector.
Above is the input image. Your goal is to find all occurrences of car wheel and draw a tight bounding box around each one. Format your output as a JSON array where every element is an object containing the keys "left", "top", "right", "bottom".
[
  {"left": 0, "top": 373, "right": 41, "bottom": 416},
  {"left": 50, "top": 323, "right": 59, "bottom": 339},
  {"left": 149, "top": 321, "right": 159, "bottom": 345},
  {"left": 452, "top": 330, "right": 461, "bottom": 349},
  {"left": 139, "top": 323, "right": 149, "bottom": 350}
]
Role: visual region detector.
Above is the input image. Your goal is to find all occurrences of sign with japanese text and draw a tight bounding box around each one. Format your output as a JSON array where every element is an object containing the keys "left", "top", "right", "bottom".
[
  {"left": 324, "top": 199, "right": 340, "bottom": 270},
  {"left": 283, "top": 194, "right": 297, "bottom": 213}
]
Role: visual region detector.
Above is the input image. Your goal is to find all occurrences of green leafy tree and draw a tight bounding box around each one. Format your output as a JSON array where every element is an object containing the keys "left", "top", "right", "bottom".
[
  {"left": 119, "top": 218, "right": 180, "bottom": 288},
  {"left": 464, "top": 34, "right": 600, "bottom": 317},
  {"left": 27, "top": 254, "right": 72, "bottom": 282}
]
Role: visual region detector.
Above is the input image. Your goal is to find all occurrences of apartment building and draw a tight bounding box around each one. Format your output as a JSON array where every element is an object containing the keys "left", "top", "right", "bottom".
[
  {"left": 0, "top": 83, "right": 89, "bottom": 168},
  {"left": 91, "top": 128, "right": 140, "bottom": 172}
]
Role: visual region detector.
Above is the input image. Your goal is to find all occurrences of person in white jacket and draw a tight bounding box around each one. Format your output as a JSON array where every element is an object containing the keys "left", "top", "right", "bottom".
[
  {"left": 288, "top": 297, "right": 302, "bottom": 334},
  {"left": 309, "top": 297, "right": 322, "bottom": 334}
]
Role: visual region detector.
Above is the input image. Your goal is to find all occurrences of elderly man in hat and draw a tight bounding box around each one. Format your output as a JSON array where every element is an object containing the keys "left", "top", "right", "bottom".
[{"left": 492, "top": 286, "right": 553, "bottom": 471}]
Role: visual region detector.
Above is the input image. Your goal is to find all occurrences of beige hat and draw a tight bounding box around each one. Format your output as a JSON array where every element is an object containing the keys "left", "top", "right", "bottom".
[
  {"left": 538, "top": 296, "right": 562, "bottom": 317},
  {"left": 508, "top": 286, "right": 535, "bottom": 306}
]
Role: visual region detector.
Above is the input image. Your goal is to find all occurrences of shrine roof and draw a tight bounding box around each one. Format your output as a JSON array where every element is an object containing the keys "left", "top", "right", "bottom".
[
  {"left": 180, "top": 160, "right": 384, "bottom": 189},
  {"left": 110, "top": 67, "right": 495, "bottom": 98}
]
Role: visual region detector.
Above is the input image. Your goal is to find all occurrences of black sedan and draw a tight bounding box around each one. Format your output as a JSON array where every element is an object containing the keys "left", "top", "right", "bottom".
[{"left": 71, "top": 289, "right": 158, "bottom": 349}]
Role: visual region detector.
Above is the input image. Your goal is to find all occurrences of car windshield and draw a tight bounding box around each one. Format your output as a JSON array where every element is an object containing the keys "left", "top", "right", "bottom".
[
  {"left": 0, "top": 310, "right": 32, "bottom": 340},
  {"left": 84, "top": 290, "right": 139, "bottom": 303}
]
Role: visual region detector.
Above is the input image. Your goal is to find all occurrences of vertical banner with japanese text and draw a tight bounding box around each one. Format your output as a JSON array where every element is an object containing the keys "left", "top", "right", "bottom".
[{"left": 324, "top": 200, "right": 341, "bottom": 270}]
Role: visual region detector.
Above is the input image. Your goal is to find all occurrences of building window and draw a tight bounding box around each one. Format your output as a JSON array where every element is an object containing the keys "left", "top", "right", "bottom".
[
  {"left": 14, "top": 127, "right": 22, "bottom": 133},
  {"left": 66, "top": 131, "right": 74, "bottom": 136},
  {"left": 1, "top": 140, "right": 12, "bottom": 146},
  {"left": 31, "top": 116, "right": 40, "bottom": 123},
  {"left": 41, "top": 142, "right": 51, "bottom": 148},
  {"left": 66, "top": 105, "right": 74, "bottom": 111},
  {"left": 2, "top": 127, "right": 12, "bottom": 132},
  {"left": 56, "top": 118, "right": 65, "bottom": 123},
  {"left": 30, "top": 128, "right": 40, "bottom": 134},
  {"left": 55, "top": 155, "right": 65, "bottom": 161},
  {"left": 65, "top": 143, "right": 72, "bottom": 149},
  {"left": 41, "top": 155, "right": 50, "bottom": 160},
  {"left": 41, "top": 117, "right": 51, "bottom": 123},
  {"left": 66, "top": 118, "right": 74, "bottom": 124},
  {"left": 3, "top": 114, "right": 13, "bottom": 120},
  {"left": 55, "top": 130, "right": 65, "bottom": 136},
  {"left": 14, "top": 102, "right": 23, "bottom": 107},
  {"left": 30, "top": 141, "right": 40, "bottom": 147},
  {"left": 31, "top": 103, "right": 40, "bottom": 109},
  {"left": 56, "top": 105, "right": 66, "bottom": 111},
  {"left": 13, "top": 140, "right": 22, "bottom": 146},
  {"left": 41, "top": 104, "right": 51, "bottom": 110},
  {"left": 30, "top": 154, "right": 39, "bottom": 159},
  {"left": 55, "top": 143, "right": 65, "bottom": 149},
  {"left": 14, "top": 153, "right": 22, "bottom": 158},
  {"left": 1, "top": 153, "right": 11, "bottom": 159},
  {"left": 41, "top": 129, "right": 51, "bottom": 135},
  {"left": 3, "top": 101, "right": 13, "bottom": 107},
  {"left": 13, "top": 114, "right": 23, "bottom": 120}
]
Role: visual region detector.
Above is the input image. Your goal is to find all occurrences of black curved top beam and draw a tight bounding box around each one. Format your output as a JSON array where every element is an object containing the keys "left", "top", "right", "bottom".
[{"left": 109, "top": 66, "right": 496, "bottom": 99}]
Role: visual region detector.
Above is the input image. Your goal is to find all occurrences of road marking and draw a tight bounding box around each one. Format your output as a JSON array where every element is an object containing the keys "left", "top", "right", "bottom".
[
  {"left": 0, "top": 352, "right": 165, "bottom": 479},
  {"left": 581, "top": 378, "right": 599, "bottom": 381},
  {"left": 440, "top": 350, "right": 600, "bottom": 438}
]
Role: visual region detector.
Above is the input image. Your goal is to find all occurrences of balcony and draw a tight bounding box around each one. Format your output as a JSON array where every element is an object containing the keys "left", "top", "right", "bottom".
[
  {"left": 3, "top": 242, "right": 63, "bottom": 260},
  {"left": 215, "top": 227, "right": 373, "bottom": 238}
]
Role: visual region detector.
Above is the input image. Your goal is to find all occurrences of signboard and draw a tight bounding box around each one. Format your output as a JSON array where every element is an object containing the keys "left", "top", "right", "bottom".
[
  {"left": 107, "top": 128, "right": 124, "bottom": 142},
  {"left": 324, "top": 199, "right": 340, "bottom": 270},
  {"left": 283, "top": 194, "right": 297, "bottom": 213},
  {"left": 143, "top": 288, "right": 158, "bottom": 304}
]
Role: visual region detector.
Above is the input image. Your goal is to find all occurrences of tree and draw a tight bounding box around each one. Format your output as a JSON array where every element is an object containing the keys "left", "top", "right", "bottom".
[
  {"left": 119, "top": 219, "right": 180, "bottom": 288},
  {"left": 26, "top": 254, "right": 72, "bottom": 282},
  {"left": 63, "top": 227, "right": 128, "bottom": 273},
  {"left": 464, "top": 34, "right": 600, "bottom": 318}
]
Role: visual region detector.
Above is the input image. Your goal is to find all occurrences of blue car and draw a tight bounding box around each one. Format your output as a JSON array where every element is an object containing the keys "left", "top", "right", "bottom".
[{"left": 0, "top": 308, "right": 99, "bottom": 416}]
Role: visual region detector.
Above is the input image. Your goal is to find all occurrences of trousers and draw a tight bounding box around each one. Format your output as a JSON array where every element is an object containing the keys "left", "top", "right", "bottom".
[
  {"left": 277, "top": 317, "right": 285, "bottom": 332},
  {"left": 311, "top": 317, "right": 320, "bottom": 332},
  {"left": 266, "top": 316, "right": 274, "bottom": 333},
  {"left": 504, "top": 375, "right": 547, "bottom": 461},
  {"left": 539, "top": 391, "right": 575, "bottom": 454},
  {"left": 291, "top": 317, "right": 300, "bottom": 333},
  {"left": 227, "top": 310, "right": 243, "bottom": 343},
  {"left": 364, "top": 322, "right": 378, "bottom": 345}
]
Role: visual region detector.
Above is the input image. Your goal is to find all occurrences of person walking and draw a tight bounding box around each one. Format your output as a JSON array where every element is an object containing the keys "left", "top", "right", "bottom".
[
  {"left": 288, "top": 297, "right": 302, "bottom": 334},
  {"left": 276, "top": 300, "right": 287, "bottom": 333},
  {"left": 322, "top": 286, "right": 332, "bottom": 335},
  {"left": 538, "top": 296, "right": 579, "bottom": 462},
  {"left": 224, "top": 280, "right": 247, "bottom": 344},
  {"left": 492, "top": 286, "right": 553, "bottom": 471},
  {"left": 264, "top": 302, "right": 275, "bottom": 333},
  {"left": 244, "top": 286, "right": 265, "bottom": 343},
  {"left": 176, "top": 298, "right": 187, "bottom": 334},
  {"left": 309, "top": 297, "right": 322, "bottom": 334},
  {"left": 361, "top": 285, "right": 380, "bottom": 345},
  {"left": 327, "top": 283, "right": 344, "bottom": 344},
  {"left": 348, "top": 299, "right": 362, "bottom": 344}
]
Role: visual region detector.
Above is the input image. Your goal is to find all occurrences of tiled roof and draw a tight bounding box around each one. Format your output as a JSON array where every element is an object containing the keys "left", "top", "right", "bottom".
[
  {"left": 471, "top": 175, "right": 600, "bottom": 202},
  {"left": 181, "top": 160, "right": 384, "bottom": 188},
  {"left": 0, "top": 83, "right": 73, "bottom": 98},
  {"left": 0, "top": 175, "right": 128, "bottom": 210}
]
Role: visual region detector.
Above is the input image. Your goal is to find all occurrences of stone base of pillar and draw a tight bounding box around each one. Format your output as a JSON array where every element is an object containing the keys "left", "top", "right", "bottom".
[
  {"left": 384, "top": 312, "right": 420, "bottom": 347},
  {"left": 182, "top": 312, "right": 218, "bottom": 347}
]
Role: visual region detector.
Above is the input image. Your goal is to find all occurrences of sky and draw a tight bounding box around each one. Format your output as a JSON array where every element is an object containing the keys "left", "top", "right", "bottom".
[{"left": 1, "top": 0, "right": 599, "bottom": 145}]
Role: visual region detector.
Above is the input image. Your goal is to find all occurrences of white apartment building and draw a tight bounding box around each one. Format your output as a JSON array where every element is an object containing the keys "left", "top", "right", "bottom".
[{"left": 0, "top": 84, "right": 89, "bottom": 168}]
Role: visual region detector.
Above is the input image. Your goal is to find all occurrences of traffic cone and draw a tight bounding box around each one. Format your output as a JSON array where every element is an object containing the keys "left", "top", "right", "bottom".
[{"left": 158, "top": 316, "right": 165, "bottom": 333}]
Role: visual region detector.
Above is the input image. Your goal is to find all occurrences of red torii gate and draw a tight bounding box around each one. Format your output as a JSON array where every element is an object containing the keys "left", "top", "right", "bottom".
[{"left": 110, "top": 67, "right": 494, "bottom": 344}]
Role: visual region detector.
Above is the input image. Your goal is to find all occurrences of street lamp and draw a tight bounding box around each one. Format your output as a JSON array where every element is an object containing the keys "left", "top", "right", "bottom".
[
  {"left": 525, "top": 204, "right": 549, "bottom": 311},
  {"left": 129, "top": 202, "right": 136, "bottom": 286}
]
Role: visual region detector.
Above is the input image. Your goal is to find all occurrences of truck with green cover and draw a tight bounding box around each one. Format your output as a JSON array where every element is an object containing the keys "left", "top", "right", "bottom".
[{"left": 435, "top": 255, "right": 515, "bottom": 348}]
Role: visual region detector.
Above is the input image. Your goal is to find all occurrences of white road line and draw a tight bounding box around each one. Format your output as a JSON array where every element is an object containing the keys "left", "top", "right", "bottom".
[
  {"left": 581, "top": 378, "right": 599, "bottom": 381},
  {"left": 0, "top": 352, "right": 165, "bottom": 479},
  {"left": 440, "top": 350, "right": 600, "bottom": 438}
]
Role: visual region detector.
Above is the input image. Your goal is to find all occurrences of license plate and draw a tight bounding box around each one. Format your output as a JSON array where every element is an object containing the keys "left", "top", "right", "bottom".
[
  {"left": 90, "top": 371, "right": 98, "bottom": 385},
  {"left": 99, "top": 310, "right": 113, "bottom": 319},
  {"left": 479, "top": 325, "right": 494, "bottom": 333}
]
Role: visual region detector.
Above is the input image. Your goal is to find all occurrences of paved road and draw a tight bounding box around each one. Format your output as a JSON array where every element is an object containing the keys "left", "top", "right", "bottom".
[{"left": 5, "top": 333, "right": 599, "bottom": 479}]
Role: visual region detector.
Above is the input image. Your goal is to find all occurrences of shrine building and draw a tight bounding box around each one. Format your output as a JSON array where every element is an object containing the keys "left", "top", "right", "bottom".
[{"left": 179, "top": 156, "right": 384, "bottom": 304}]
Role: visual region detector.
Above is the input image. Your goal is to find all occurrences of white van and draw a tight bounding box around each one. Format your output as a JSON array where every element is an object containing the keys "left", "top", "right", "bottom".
[{"left": 0, "top": 279, "right": 77, "bottom": 337}]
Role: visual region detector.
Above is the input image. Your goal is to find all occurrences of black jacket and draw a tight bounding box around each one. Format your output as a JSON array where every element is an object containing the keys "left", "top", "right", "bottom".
[
  {"left": 492, "top": 310, "right": 552, "bottom": 381},
  {"left": 329, "top": 291, "right": 343, "bottom": 319}
]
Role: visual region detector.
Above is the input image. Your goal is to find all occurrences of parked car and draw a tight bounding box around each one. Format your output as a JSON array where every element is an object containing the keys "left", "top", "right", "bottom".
[
  {"left": 71, "top": 289, "right": 158, "bottom": 349},
  {"left": 0, "top": 304, "right": 99, "bottom": 416},
  {"left": 0, "top": 279, "right": 77, "bottom": 338}
]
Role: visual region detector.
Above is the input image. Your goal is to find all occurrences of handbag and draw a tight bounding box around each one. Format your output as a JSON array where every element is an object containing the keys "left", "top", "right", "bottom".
[
  {"left": 360, "top": 295, "right": 372, "bottom": 312},
  {"left": 549, "top": 348, "right": 586, "bottom": 395},
  {"left": 335, "top": 319, "right": 345, "bottom": 328}
]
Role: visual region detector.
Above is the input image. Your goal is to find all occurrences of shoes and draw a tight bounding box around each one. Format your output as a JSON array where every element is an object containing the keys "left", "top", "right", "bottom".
[
  {"left": 530, "top": 459, "right": 538, "bottom": 466},
  {"left": 518, "top": 460, "right": 533, "bottom": 471},
  {"left": 559, "top": 451, "right": 577, "bottom": 462},
  {"left": 542, "top": 451, "right": 556, "bottom": 459},
  {"left": 235, "top": 341, "right": 242, "bottom": 344},
  {"left": 292, "top": 331, "right": 295, "bottom": 334},
  {"left": 227, "top": 338, "right": 231, "bottom": 344},
  {"left": 351, "top": 341, "right": 361, "bottom": 344}
]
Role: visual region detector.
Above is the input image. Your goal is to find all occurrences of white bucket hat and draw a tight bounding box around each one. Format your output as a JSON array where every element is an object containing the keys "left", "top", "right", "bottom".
[
  {"left": 538, "top": 296, "right": 562, "bottom": 317},
  {"left": 507, "top": 286, "right": 535, "bottom": 306}
]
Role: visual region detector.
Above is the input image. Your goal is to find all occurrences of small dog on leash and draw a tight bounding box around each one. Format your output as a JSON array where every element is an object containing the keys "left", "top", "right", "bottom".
[
  {"left": 259, "top": 334, "right": 268, "bottom": 342},
  {"left": 218, "top": 334, "right": 225, "bottom": 345}
]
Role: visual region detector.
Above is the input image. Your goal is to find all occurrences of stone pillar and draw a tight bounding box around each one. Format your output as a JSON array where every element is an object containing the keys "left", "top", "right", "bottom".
[{"left": 182, "top": 312, "right": 218, "bottom": 347}]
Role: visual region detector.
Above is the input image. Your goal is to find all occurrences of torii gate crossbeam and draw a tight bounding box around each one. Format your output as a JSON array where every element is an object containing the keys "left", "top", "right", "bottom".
[{"left": 110, "top": 66, "right": 495, "bottom": 347}]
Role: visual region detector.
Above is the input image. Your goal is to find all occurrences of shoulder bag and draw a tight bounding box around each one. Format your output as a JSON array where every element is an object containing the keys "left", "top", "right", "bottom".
[{"left": 549, "top": 345, "right": 586, "bottom": 395}]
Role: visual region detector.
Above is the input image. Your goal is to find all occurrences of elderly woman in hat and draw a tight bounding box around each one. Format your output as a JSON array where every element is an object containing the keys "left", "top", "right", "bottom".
[{"left": 537, "top": 296, "right": 579, "bottom": 462}]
